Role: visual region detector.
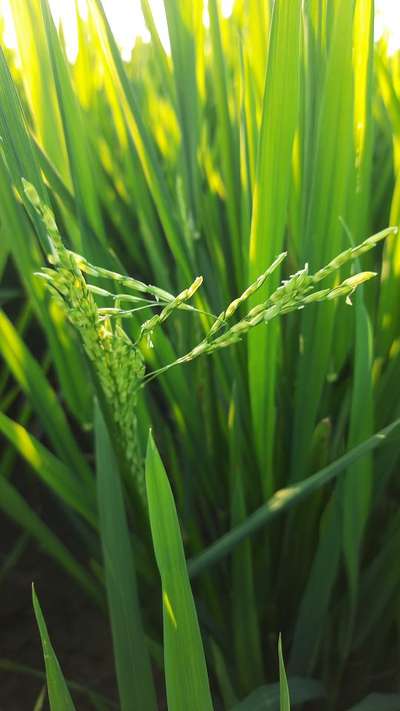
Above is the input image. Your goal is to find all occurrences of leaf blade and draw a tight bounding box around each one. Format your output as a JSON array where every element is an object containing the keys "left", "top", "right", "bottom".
[{"left": 146, "top": 431, "right": 213, "bottom": 711}]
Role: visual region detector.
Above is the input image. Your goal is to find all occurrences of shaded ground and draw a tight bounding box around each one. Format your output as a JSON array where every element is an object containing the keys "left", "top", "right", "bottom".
[{"left": 0, "top": 509, "right": 117, "bottom": 710}]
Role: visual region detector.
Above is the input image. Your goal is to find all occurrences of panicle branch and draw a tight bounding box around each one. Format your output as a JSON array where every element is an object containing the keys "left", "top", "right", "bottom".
[{"left": 23, "top": 178, "right": 396, "bottom": 394}]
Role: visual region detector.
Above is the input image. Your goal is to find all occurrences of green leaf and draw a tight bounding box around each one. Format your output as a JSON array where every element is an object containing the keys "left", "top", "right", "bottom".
[
  {"left": 347, "top": 693, "right": 400, "bottom": 710},
  {"left": 164, "top": 0, "right": 201, "bottom": 232},
  {"left": 91, "top": 0, "right": 192, "bottom": 283},
  {"left": 8, "top": 0, "right": 69, "bottom": 176},
  {"left": 232, "top": 676, "right": 324, "bottom": 710},
  {"left": 342, "top": 290, "right": 374, "bottom": 634},
  {"left": 248, "top": 0, "right": 302, "bottom": 494},
  {"left": 0, "top": 310, "right": 92, "bottom": 487},
  {"left": 290, "top": 0, "right": 355, "bottom": 482},
  {"left": 32, "top": 585, "right": 77, "bottom": 711},
  {"left": 95, "top": 403, "right": 157, "bottom": 711},
  {"left": 278, "top": 636, "right": 290, "bottom": 711},
  {"left": 40, "top": 0, "right": 105, "bottom": 258},
  {"left": 228, "top": 387, "right": 263, "bottom": 692},
  {"left": 0, "top": 411, "right": 96, "bottom": 527},
  {"left": 0, "top": 49, "right": 92, "bottom": 423},
  {"left": 355, "top": 513, "right": 400, "bottom": 648},
  {"left": 0, "top": 658, "right": 117, "bottom": 710},
  {"left": 208, "top": 0, "right": 241, "bottom": 284},
  {"left": 0, "top": 476, "right": 100, "bottom": 602},
  {"left": 146, "top": 430, "right": 213, "bottom": 711},
  {"left": 289, "top": 494, "right": 341, "bottom": 674},
  {"left": 188, "top": 417, "right": 400, "bottom": 577},
  {"left": 0, "top": 532, "right": 29, "bottom": 588}
]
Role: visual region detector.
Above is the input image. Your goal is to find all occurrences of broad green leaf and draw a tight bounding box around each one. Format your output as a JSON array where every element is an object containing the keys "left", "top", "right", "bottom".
[
  {"left": 32, "top": 586, "right": 76, "bottom": 711},
  {"left": 229, "top": 387, "right": 263, "bottom": 692},
  {"left": 355, "top": 513, "right": 400, "bottom": 648},
  {"left": 210, "top": 639, "right": 238, "bottom": 709},
  {"left": 278, "top": 635, "right": 290, "bottom": 711},
  {"left": 347, "top": 693, "right": 400, "bottom": 710},
  {"left": 95, "top": 404, "right": 157, "bottom": 711},
  {"left": 164, "top": 0, "right": 201, "bottom": 232},
  {"left": 351, "top": 0, "right": 374, "bottom": 240},
  {"left": 8, "top": 0, "right": 69, "bottom": 178},
  {"left": 248, "top": 0, "right": 301, "bottom": 494},
  {"left": 290, "top": 0, "right": 355, "bottom": 482},
  {"left": 208, "top": 0, "right": 241, "bottom": 285},
  {"left": 342, "top": 290, "right": 373, "bottom": 635},
  {"left": 232, "top": 676, "right": 325, "bottom": 710},
  {"left": 146, "top": 431, "right": 213, "bottom": 711},
  {"left": 140, "top": 0, "right": 173, "bottom": 102},
  {"left": 377, "top": 46, "right": 400, "bottom": 354},
  {"left": 289, "top": 494, "right": 341, "bottom": 674}
]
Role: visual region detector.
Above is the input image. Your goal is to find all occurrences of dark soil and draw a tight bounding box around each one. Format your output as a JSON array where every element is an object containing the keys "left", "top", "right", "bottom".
[{"left": 0, "top": 501, "right": 117, "bottom": 710}]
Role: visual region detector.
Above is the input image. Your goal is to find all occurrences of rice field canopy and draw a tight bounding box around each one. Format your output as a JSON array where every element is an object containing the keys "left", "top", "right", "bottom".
[{"left": 1, "top": 0, "right": 400, "bottom": 709}]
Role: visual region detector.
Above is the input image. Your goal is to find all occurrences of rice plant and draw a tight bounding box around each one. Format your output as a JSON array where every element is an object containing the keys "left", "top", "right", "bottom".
[{"left": 1, "top": 0, "right": 400, "bottom": 709}]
